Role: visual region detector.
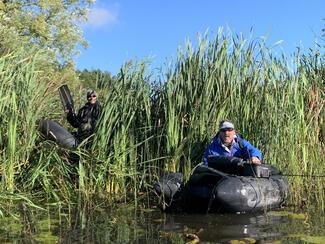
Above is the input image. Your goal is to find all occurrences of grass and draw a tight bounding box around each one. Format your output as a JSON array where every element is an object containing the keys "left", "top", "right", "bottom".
[{"left": 0, "top": 31, "right": 323, "bottom": 212}]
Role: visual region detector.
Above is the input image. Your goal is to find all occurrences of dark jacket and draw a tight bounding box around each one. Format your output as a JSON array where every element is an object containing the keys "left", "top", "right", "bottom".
[
  {"left": 67, "top": 101, "right": 101, "bottom": 142},
  {"left": 202, "top": 134, "right": 262, "bottom": 165}
]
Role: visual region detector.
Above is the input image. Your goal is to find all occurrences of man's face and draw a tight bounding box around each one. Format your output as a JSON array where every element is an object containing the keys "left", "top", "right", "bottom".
[
  {"left": 88, "top": 94, "right": 97, "bottom": 104},
  {"left": 219, "top": 128, "right": 236, "bottom": 145}
]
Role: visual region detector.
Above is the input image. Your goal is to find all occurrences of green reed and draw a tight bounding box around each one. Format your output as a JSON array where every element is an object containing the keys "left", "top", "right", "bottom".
[
  {"left": 0, "top": 50, "right": 46, "bottom": 192},
  {"left": 92, "top": 61, "right": 155, "bottom": 201},
  {"left": 0, "top": 30, "right": 323, "bottom": 210},
  {"left": 0, "top": 48, "right": 78, "bottom": 208},
  {"left": 158, "top": 32, "right": 324, "bottom": 205},
  {"left": 70, "top": 32, "right": 325, "bottom": 206}
]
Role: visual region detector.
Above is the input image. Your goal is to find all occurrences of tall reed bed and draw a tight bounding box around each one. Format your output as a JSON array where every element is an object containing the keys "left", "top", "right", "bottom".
[
  {"left": 0, "top": 49, "right": 47, "bottom": 192},
  {"left": 91, "top": 31, "right": 324, "bottom": 207},
  {"left": 92, "top": 61, "right": 156, "bottom": 203},
  {"left": 0, "top": 48, "right": 78, "bottom": 211},
  {"left": 159, "top": 32, "right": 324, "bottom": 206},
  {"left": 0, "top": 30, "right": 323, "bottom": 210}
]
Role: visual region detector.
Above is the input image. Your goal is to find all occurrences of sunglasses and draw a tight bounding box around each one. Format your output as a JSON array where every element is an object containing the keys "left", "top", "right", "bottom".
[
  {"left": 88, "top": 95, "right": 97, "bottom": 99},
  {"left": 220, "top": 128, "right": 234, "bottom": 132}
]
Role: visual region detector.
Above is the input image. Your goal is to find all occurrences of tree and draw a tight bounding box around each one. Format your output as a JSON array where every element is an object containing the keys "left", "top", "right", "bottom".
[
  {"left": 0, "top": 0, "right": 94, "bottom": 63},
  {"left": 77, "top": 69, "right": 114, "bottom": 89}
]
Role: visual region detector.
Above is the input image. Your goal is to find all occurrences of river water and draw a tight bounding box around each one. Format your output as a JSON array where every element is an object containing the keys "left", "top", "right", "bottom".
[{"left": 0, "top": 205, "right": 324, "bottom": 243}]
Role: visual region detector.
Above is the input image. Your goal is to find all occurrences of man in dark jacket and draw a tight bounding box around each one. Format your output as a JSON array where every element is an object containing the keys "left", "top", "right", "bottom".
[{"left": 66, "top": 89, "right": 101, "bottom": 144}]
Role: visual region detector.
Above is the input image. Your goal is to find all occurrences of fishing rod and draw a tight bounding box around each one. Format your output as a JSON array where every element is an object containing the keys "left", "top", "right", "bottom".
[{"left": 282, "top": 174, "right": 325, "bottom": 178}]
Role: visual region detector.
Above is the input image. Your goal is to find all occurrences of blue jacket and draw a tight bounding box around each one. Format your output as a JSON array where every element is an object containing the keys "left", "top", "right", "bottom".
[{"left": 202, "top": 135, "right": 262, "bottom": 165}]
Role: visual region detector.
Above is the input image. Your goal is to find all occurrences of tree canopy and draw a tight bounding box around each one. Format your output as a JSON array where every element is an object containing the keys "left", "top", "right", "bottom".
[
  {"left": 0, "top": 0, "right": 94, "bottom": 63},
  {"left": 78, "top": 68, "right": 114, "bottom": 89}
]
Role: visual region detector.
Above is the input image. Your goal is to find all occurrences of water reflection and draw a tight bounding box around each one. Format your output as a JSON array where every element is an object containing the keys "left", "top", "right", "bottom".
[
  {"left": 158, "top": 212, "right": 289, "bottom": 242},
  {"left": 0, "top": 204, "right": 324, "bottom": 243}
]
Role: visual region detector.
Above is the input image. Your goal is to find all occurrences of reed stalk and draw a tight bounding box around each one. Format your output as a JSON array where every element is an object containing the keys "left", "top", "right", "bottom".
[{"left": 0, "top": 30, "right": 323, "bottom": 210}]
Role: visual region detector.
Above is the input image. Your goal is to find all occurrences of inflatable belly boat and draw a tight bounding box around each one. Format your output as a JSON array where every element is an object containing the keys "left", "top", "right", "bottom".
[
  {"left": 38, "top": 85, "right": 78, "bottom": 149},
  {"left": 154, "top": 156, "right": 289, "bottom": 213},
  {"left": 38, "top": 119, "right": 77, "bottom": 149}
]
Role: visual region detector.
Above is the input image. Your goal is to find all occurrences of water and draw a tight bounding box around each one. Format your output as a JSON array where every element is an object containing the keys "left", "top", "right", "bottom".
[{"left": 0, "top": 205, "right": 324, "bottom": 243}]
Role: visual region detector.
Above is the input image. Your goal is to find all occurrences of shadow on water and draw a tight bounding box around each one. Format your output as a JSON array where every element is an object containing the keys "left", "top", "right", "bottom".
[{"left": 0, "top": 203, "right": 324, "bottom": 243}]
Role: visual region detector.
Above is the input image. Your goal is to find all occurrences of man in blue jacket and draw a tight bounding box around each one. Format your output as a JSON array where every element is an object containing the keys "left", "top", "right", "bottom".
[{"left": 202, "top": 120, "right": 262, "bottom": 165}]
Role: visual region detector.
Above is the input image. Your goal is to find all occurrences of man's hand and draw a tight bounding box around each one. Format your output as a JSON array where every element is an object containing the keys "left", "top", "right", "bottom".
[{"left": 250, "top": 156, "right": 261, "bottom": 165}]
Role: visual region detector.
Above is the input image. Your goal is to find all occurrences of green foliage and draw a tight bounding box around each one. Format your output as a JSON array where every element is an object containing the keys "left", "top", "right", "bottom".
[
  {"left": 0, "top": 0, "right": 93, "bottom": 62},
  {"left": 0, "top": 30, "right": 324, "bottom": 211},
  {"left": 77, "top": 69, "right": 115, "bottom": 89},
  {"left": 0, "top": 48, "right": 49, "bottom": 192},
  {"left": 89, "top": 31, "right": 324, "bottom": 207},
  {"left": 0, "top": 46, "right": 77, "bottom": 204}
]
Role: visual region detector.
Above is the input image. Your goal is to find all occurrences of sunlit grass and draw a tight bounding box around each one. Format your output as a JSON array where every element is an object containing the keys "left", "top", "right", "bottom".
[{"left": 0, "top": 31, "right": 323, "bottom": 211}]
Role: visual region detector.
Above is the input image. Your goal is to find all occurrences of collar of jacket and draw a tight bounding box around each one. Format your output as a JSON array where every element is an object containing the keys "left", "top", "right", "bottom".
[
  {"left": 85, "top": 101, "right": 98, "bottom": 107},
  {"left": 217, "top": 135, "right": 238, "bottom": 152}
]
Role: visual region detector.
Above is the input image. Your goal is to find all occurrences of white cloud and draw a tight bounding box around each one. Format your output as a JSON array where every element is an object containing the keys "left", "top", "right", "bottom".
[{"left": 86, "top": 6, "right": 118, "bottom": 28}]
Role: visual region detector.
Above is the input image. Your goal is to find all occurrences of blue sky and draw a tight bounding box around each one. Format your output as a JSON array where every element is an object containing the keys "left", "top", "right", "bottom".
[{"left": 76, "top": 0, "right": 325, "bottom": 75}]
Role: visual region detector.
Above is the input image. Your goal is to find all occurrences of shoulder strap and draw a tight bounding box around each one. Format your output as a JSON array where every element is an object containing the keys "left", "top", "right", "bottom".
[{"left": 236, "top": 136, "right": 245, "bottom": 150}]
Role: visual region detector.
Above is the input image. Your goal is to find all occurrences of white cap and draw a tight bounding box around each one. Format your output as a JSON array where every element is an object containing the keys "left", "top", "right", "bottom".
[{"left": 219, "top": 121, "right": 235, "bottom": 130}]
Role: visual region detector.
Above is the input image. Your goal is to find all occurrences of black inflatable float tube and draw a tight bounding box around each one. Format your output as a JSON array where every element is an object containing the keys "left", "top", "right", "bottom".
[{"left": 38, "top": 119, "right": 77, "bottom": 149}]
